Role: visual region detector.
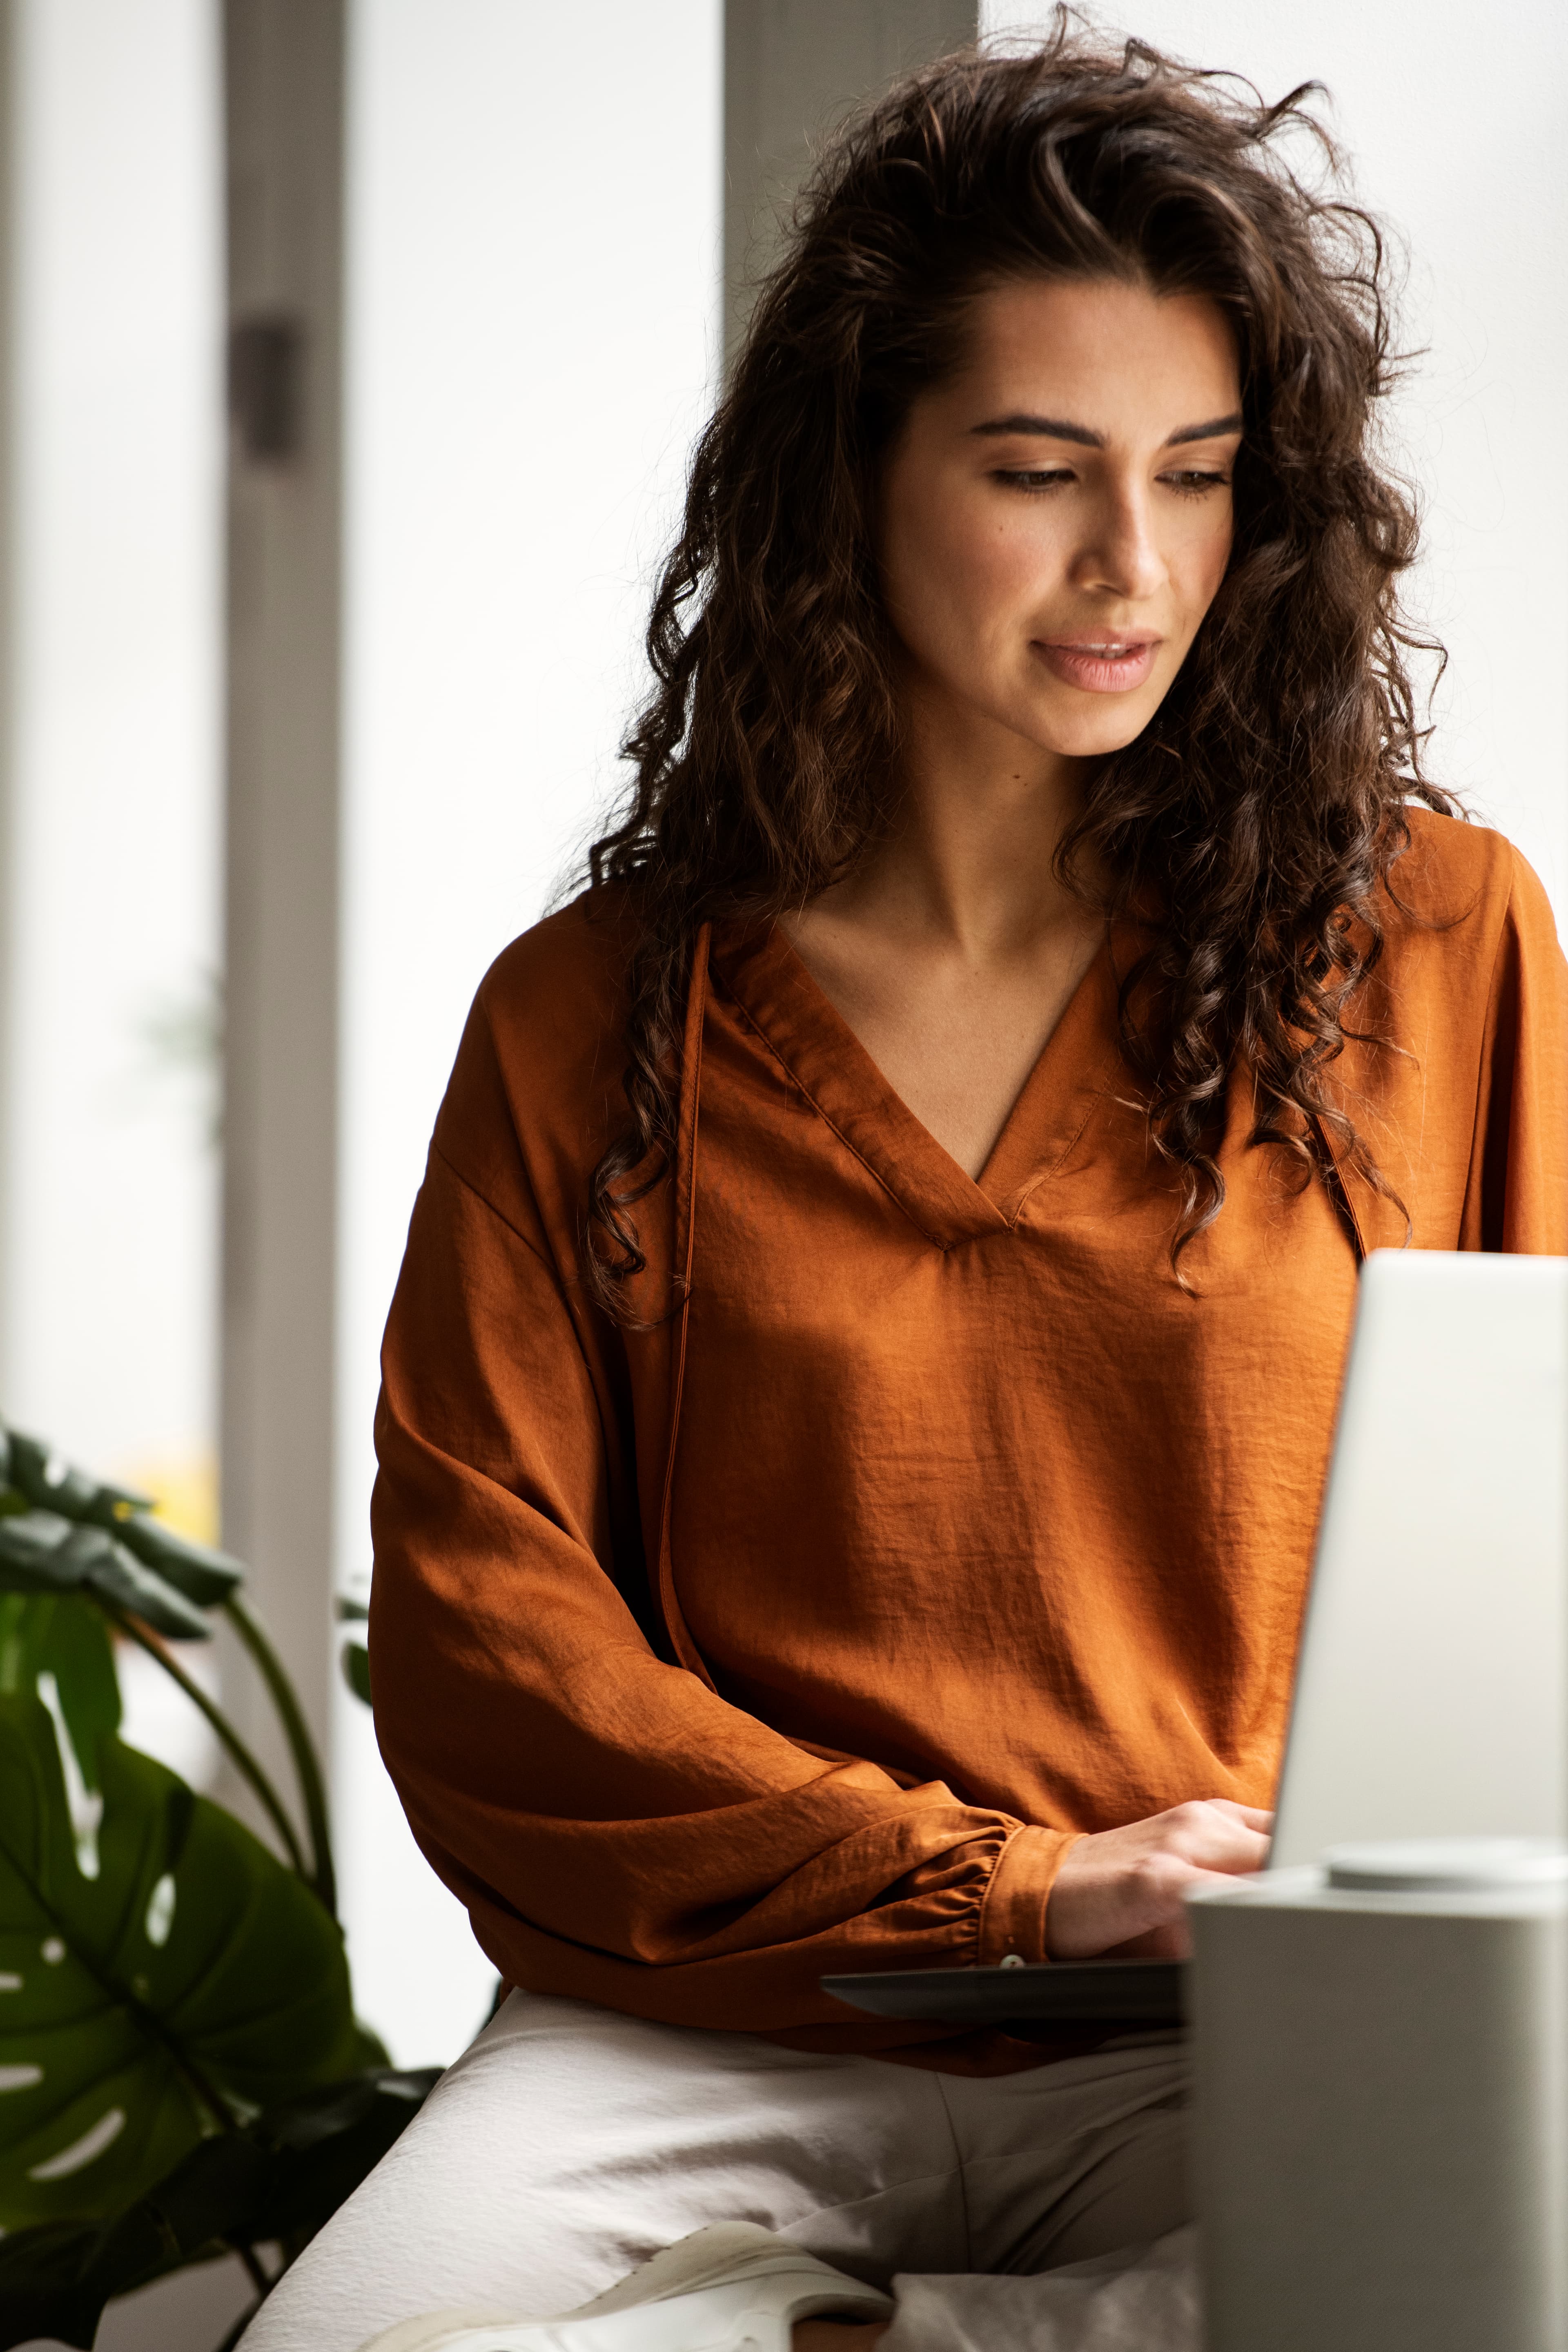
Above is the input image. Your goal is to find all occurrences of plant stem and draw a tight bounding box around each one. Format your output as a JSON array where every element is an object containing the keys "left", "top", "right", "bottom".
[
  {"left": 158, "top": 2022, "right": 240, "bottom": 2140},
  {"left": 238, "top": 2244, "right": 273, "bottom": 2295},
  {"left": 224, "top": 1593, "right": 336, "bottom": 1917},
  {"left": 106, "top": 1608, "right": 309, "bottom": 1882}
]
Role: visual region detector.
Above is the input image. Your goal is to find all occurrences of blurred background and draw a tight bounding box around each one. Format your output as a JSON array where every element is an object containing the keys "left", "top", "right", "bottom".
[{"left": 0, "top": 0, "right": 1561, "bottom": 2103}]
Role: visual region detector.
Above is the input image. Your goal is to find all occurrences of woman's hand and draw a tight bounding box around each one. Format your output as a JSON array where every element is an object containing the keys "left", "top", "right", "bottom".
[{"left": 1045, "top": 1800, "right": 1272, "bottom": 1960}]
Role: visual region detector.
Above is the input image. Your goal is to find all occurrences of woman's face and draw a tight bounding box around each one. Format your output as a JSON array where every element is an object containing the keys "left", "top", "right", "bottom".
[{"left": 878, "top": 275, "right": 1242, "bottom": 763}]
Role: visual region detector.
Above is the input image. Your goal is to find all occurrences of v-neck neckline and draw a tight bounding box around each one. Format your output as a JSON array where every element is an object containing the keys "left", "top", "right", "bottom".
[{"left": 709, "top": 918, "right": 1125, "bottom": 1250}]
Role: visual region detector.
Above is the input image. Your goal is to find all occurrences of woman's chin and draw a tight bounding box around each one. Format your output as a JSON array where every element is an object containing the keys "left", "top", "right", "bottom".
[{"left": 1004, "top": 700, "right": 1163, "bottom": 764}]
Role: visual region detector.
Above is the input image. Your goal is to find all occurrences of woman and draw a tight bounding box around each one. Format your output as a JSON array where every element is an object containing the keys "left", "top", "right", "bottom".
[{"left": 248, "top": 25, "right": 1566, "bottom": 2352}]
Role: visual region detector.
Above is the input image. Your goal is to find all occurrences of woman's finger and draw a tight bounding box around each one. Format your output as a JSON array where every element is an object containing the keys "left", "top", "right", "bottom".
[
  {"left": 1207, "top": 1800, "right": 1274, "bottom": 1830},
  {"left": 1163, "top": 1807, "right": 1271, "bottom": 1869}
]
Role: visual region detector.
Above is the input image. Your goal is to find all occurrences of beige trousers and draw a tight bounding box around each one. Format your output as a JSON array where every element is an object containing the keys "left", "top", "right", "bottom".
[{"left": 240, "top": 1991, "right": 1196, "bottom": 2352}]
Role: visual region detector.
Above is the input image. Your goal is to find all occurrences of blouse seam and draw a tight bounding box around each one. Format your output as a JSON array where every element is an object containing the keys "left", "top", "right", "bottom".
[
  {"left": 720, "top": 990, "right": 964, "bottom": 1252},
  {"left": 1005, "top": 1049, "right": 1126, "bottom": 1226},
  {"left": 430, "top": 1135, "right": 557, "bottom": 1275}
]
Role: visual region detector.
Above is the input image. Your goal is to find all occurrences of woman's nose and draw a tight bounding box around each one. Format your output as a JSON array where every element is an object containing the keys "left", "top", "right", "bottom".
[{"left": 1069, "top": 488, "right": 1166, "bottom": 602}]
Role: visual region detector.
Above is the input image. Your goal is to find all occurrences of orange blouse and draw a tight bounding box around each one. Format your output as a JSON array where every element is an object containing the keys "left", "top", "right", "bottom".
[{"left": 369, "top": 810, "right": 1568, "bottom": 2066}]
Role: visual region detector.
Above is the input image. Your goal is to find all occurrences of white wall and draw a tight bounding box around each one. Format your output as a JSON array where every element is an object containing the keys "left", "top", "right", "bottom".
[
  {"left": 336, "top": 0, "right": 724, "bottom": 2066},
  {"left": 982, "top": 0, "right": 1568, "bottom": 927},
  {"left": 0, "top": 0, "right": 221, "bottom": 1516}
]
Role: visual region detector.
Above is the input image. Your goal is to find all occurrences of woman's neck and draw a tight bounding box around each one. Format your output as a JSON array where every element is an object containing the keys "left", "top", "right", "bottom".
[
  {"left": 824, "top": 676, "right": 1093, "bottom": 965},
  {"left": 780, "top": 681, "right": 1107, "bottom": 1179}
]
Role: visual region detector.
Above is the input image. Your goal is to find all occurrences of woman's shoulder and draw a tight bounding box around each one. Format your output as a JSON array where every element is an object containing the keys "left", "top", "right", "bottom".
[
  {"left": 1379, "top": 802, "right": 1560, "bottom": 965},
  {"left": 1347, "top": 803, "right": 1567, "bottom": 1253},
  {"left": 473, "top": 885, "right": 637, "bottom": 1066},
  {"left": 433, "top": 886, "right": 641, "bottom": 1219}
]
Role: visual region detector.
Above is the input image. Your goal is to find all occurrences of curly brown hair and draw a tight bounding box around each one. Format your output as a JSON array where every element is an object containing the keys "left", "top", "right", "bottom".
[{"left": 584, "top": 16, "right": 1452, "bottom": 1309}]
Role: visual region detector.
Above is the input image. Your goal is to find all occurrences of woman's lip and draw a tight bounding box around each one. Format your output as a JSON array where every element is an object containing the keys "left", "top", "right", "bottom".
[
  {"left": 1033, "top": 638, "right": 1161, "bottom": 693},
  {"left": 1042, "top": 635, "right": 1160, "bottom": 650}
]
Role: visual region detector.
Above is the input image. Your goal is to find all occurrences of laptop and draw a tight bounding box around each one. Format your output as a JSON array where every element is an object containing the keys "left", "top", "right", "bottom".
[{"left": 823, "top": 1248, "right": 1568, "bottom": 2031}]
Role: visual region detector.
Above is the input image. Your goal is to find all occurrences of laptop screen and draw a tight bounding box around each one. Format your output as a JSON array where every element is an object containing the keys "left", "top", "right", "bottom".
[{"left": 1269, "top": 1250, "right": 1568, "bottom": 1870}]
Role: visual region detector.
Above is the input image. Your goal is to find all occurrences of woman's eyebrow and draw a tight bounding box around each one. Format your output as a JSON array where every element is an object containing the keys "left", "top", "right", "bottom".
[
  {"left": 967, "top": 409, "right": 1244, "bottom": 446},
  {"left": 969, "top": 413, "right": 1102, "bottom": 445},
  {"left": 1165, "top": 411, "right": 1244, "bottom": 445}
]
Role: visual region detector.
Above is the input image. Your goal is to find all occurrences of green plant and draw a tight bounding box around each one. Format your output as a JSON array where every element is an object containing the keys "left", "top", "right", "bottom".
[
  {"left": 0, "top": 1428, "right": 430, "bottom": 2349},
  {"left": 339, "top": 1593, "right": 372, "bottom": 1707}
]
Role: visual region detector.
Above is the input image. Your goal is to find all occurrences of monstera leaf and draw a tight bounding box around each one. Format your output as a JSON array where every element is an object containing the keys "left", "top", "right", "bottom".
[
  {"left": 0, "top": 1692, "right": 383, "bottom": 2232},
  {"left": 0, "top": 1432, "right": 151, "bottom": 1528},
  {"left": 0, "top": 1429, "right": 245, "bottom": 1638},
  {"left": 0, "top": 1593, "right": 121, "bottom": 1791},
  {"left": 0, "top": 2067, "right": 440, "bottom": 2352},
  {"left": 0, "top": 1509, "right": 212, "bottom": 1641}
]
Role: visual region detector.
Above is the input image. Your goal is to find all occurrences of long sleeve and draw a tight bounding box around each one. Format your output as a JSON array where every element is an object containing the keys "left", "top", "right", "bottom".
[{"left": 369, "top": 1033, "right": 1074, "bottom": 2051}]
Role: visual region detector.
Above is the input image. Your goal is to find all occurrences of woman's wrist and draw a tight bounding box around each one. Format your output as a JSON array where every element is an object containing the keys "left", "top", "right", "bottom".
[{"left": 978, "top": 1824, "right": 1083, "bottom": 1966}]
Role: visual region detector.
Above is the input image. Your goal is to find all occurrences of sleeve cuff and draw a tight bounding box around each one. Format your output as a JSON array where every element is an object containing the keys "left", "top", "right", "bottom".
[{"left": 977, "top": 1824, "right": 1081, "bottom": 1965}]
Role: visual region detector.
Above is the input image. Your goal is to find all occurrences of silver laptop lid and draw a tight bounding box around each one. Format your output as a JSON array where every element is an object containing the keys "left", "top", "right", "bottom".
[{"left": 1270, "top": 1248, "right": 1568, "bottom": 1870}]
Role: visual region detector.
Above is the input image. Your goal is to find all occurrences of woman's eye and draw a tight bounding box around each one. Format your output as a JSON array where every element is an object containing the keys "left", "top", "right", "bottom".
[
  {"left": 1160, "top": 470, "right": 1230, "bottom": 497},
  {"left": 994, "top": 468, "right": 1076, "bottom": 493}
]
